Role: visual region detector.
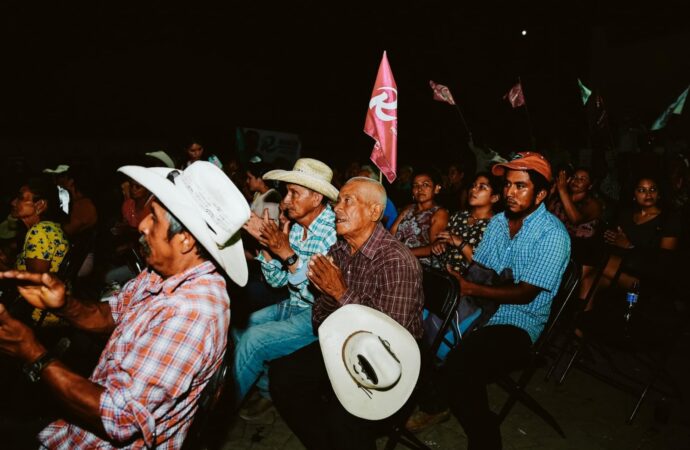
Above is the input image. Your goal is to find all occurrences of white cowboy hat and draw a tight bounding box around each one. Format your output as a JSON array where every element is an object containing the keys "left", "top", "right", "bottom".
[
  {"left": 262, "top": 158, "right": 339, "bottom": 201},
  {"left": 145, "top": 151, "right": 176, "bottom": 168},
  {"left": 319, "top": 304, "right": 421, "bottom": 420},
  {"left": 118, "top": 161, "right": 250, "bottom": 286}
]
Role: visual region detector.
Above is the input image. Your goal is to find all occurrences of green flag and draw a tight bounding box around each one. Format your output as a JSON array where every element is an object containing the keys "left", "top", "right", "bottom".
[
  {"left": 577, "top": 78, "right": 592, "bottom": 105},
  {"left": 651, "top": 86, "right": 689, "bottom": 131}
]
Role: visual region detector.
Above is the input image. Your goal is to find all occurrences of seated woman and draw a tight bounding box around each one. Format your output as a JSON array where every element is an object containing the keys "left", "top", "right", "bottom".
[
  {"left": 246, "top": 161, "right": 281, "bottom": 223},
  {"left": 407, "top": 173, "right": 501, "bottom": 432},
  {"left": 432, "top": 172, "right": 502, "bottom": 275},
  {"left": 582, "top": 174, "right": 680, "bottom": 311},
  {"left": 391, "top": 166, "right": 449, "bottom": 269},
  {"left": 3, "top": 177, "right": 69, "bottom": 325},
  {"left": 548, "top": 167, "right": 604, "bottom": 300}
]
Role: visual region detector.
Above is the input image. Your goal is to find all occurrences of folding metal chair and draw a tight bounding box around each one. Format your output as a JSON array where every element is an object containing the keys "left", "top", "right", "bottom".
[
  {"left": 494, "top": 259, "right": 580, "bottom": 438},
  {"left": 384, "top": 267, "right": 460, "bottom": 450}
]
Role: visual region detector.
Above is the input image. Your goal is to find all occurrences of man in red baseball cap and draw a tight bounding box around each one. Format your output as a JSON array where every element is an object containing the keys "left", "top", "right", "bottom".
[{"left": 435, "top": 151, "right": 570, "bottom": 450}]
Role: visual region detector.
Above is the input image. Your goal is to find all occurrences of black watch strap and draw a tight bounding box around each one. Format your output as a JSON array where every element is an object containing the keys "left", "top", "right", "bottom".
[
  {"left": 284, "top": 253, "right": 299, "bottom": 267},
  {"left": 23, "top": 351, "right": 56, "bottom": 383},
  {"left": 22, "top": 337, "right": 70, "bottom": 383}
]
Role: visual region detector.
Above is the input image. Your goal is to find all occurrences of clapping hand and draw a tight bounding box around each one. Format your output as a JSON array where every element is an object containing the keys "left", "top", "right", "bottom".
[
  {"left": 604, "top": 226, "right": 633, "bottom": 249},
  {"left": 243, "top": 210, "right": 292, "bottom": 260},
  {"left": 307, "top": 254, "right": 347, "bottom": 300}
]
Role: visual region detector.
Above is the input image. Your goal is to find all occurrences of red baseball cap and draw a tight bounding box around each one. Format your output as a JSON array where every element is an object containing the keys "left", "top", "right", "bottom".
[{"left": 491, "top": 152, "right": 553, "bottom": 182}]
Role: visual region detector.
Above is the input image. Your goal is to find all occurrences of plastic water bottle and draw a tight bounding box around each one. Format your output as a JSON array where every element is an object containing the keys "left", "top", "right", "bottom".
[{"left": 623, "top": 281, "right": 639, "bottom": 324}]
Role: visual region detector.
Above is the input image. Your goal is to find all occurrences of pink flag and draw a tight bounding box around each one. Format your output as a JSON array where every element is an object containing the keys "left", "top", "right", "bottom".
[
  {"left": 430, "top": 80, "right": 456, "bottom": 105},
  {"left": 365, "top": 51, "right": 398, "bottom": 183},
  {"left": 503, "top": 82, "right": 526, "bottom": 108}
]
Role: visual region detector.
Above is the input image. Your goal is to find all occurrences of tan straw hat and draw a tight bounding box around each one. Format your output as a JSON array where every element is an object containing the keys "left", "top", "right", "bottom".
[{"left": 263, "top": 158, "right": 339, "bottom": 201}]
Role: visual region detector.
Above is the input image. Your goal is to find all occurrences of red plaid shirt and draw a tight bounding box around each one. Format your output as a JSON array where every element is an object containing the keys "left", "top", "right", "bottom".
[{"left": 39, "top": 261, "right": 230, "bottom": 449}]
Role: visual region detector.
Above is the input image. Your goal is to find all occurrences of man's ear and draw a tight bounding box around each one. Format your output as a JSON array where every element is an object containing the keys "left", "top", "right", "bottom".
[
  {"left": 535, "top": 189, "right": 548, "bottom": 205},
  {"left": 370, "top": 203, "right": 384, "bottom": 222},
  {"left": 179, "top": 231, "right": 196, "bottom": 254}
]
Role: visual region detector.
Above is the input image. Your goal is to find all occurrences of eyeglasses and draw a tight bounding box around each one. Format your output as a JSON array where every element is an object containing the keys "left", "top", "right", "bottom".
[{"left": 635, "top": 186, "right": 658, "bottom": 194}]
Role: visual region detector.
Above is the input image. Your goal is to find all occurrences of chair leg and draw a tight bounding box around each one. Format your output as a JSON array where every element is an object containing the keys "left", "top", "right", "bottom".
[
  {"left": 557, "top": 343, "right": 581, "bottom": 385},
  {"left": 507, "top": 390, "right": 566, "bottom": 438},
  {"left": 385, "top": 425, "right": 431, "bottom": 450}
]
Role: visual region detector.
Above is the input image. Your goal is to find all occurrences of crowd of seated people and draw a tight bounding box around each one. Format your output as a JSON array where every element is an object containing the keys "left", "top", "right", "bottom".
[{"left": 0, "top": 133, "right": 688, "bottom": 450}]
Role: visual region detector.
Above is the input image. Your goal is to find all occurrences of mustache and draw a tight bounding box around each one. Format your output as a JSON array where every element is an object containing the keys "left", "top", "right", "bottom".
[{"left": 139, "top": 235, "right": 151, "bottom": 257}]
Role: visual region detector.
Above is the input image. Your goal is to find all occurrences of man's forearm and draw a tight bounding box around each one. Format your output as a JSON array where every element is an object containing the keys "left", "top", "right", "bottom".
[
  {"left": 56, "top": 295, "right": 115, "bottom": 334},
  {"left": 42, "top": 360, "right": 108, "bottom": 438},
  {"left": 462, "top": 280, "right": 541, "bottom": 305}
]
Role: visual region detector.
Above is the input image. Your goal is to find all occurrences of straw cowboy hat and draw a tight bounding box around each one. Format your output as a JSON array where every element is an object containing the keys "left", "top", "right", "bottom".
[
  {"left": 118, "top": 161, "right": 251, "bottom": 286},
  {"left": 262, "top": 158, "right": 339, "bottom": 201},
  {"left": 319, "top": 304, "right": 421, "bottom": 421}
]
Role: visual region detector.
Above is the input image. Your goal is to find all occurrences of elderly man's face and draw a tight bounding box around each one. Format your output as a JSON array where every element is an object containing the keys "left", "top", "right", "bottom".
[
  {"left": 333, "top": 181, "right": 375, "bottom": 239},
  {"left": 138, "top": 200, "right": 179, "bottom": 277},
  {"left": 282, "top": 183, "right": 321, "bottom": 223}
]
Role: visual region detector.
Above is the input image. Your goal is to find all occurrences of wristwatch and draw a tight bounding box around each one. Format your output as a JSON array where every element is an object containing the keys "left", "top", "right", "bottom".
[
  {"left": 23, "top": 351, "right": 57, "bottom": 383},
  {"left": 22, "top": 337, "right": 70, "bottom": 383},
  {"left": 284, "top": 253, "right": 299, "bottom": 267}
]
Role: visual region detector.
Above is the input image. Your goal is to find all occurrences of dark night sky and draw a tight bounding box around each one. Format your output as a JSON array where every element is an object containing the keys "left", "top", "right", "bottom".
[{"left": 0, "top": 2, "right": 688, "bottom": 167}]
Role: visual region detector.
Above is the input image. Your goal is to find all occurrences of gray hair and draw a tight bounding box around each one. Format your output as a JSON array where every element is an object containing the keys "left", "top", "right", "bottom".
[
  {"left": 164, "top": 209, "right": 211, "bottom": 260},
  {"left": 344, "top": 177, "right": 387, "bottom": 220}
]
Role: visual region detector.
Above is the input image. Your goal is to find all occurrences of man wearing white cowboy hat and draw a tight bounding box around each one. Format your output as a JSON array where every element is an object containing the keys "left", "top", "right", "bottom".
[
  {"left": 269, "top": 177, "right": 424, "bottom": 450},
  {"left": 0, "top": 161, "right": 249, "bottom": 449},
  {"left": 236, "top": 157, "right": 338, "bottom": 419}
]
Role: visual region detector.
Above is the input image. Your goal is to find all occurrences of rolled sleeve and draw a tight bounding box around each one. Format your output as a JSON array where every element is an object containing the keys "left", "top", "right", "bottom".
[
  {"left": 256, "top": 253, "right": 290, "bottom": 288},
  {"left": 98, "top": 311, "right": 210, "bottom": 445}
]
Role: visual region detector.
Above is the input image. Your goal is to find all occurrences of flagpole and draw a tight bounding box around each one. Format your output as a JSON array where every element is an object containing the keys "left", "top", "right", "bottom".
[
  {"left": 453, "top": 104, "right": 472, "bottom": 141},
  {"left": 520, "top": 77, "right": 537, "bottom": 149}
]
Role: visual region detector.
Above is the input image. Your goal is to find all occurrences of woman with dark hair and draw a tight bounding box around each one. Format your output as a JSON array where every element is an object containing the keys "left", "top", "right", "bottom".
[
  {"left": 1, "top": 177, "right": 69, "bottom": 325},
  {"left": 548, "top": 167, "right": 604, "bottom": 299},
  {"left": 391, "top": 166, "right": 449, "bottom": 268},
  {"left": 246, "top": 161, "right": 281, "bottom": 222},
  {"left": 181, "top": 140, "right": 223, "bottom": 169},
  {"left": 582, "top": 173, "right": 680, "bottom": 310},
  {"left": 432, "top": 172, "right": 502, "bottom": 275},
  {"left": 2, "top": 177, "right": 68, "bottom": 274}
]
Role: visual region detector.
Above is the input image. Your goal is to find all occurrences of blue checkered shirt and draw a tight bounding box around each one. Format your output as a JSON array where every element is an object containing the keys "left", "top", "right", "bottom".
[
  {"left": 473, "top": 203, "right": 570, "bottom": 343},
  {"left": 256, "top": 206, "right": 337, "bottom": 308}
]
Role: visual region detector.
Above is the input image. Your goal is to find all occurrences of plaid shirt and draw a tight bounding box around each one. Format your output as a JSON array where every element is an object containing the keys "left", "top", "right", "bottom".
[
  {"left": 256, "top": 206, "right": 336, "bottom": 308},
  {"left": 474, "top": 203, "right": 570, "bottom": 343},
  {"left": 312, "top": 223, "right": 424, "bottom": 338},
  {"left": 39, "top": 261, "right": 230, "bottom": 449}
]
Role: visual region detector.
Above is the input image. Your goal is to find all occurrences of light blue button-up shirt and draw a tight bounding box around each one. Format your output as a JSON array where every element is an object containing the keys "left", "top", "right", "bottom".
[{"left": 473, "top": 203, "right": 570, "bottom": 343}]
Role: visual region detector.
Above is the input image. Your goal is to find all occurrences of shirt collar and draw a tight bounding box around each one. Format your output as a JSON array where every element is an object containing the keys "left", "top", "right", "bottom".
[
  {"left": 295, "top": 205, "right": 334, "bottom": 236},
  {"left": 333, "top": 222, "right": 386, "bottom": 260},
  {"left": 145, "top": 260, "right": 218, "bottom": 295}
]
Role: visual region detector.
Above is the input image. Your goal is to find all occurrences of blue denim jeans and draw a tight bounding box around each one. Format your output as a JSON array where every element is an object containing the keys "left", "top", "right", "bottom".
[{"left": 232, "top": 300, "right": 316, "bottom": 404}]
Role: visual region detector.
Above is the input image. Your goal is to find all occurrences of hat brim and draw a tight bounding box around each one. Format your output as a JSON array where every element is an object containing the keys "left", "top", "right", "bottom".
[
  {"left": 118, "top": 166, "right": 248, "bottom": 286},
  {"left": 263, "top": 169, "right": 339, "bottom": 201},
  {"left": 319, "top": 305, "right": 420, "bottom": 420}
]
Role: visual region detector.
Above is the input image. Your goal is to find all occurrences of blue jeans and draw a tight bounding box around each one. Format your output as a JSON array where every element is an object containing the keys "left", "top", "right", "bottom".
[{"left": 232, "top": 300, "right": 316, "bottom": 404}]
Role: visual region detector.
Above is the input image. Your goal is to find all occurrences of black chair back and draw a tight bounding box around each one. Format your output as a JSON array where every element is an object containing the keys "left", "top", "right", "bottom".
[
  {"left": 384, "top": 268, "right": 459, "bottom": 450},
  {"left": 421, "top": 267, "right": 461, "bottom": 368},
  {"left": 495, "top": 259, "right": 580, "bottom": 438},
  {"left": 182, "top": 344, "right": 232, "bottom": 450}
]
